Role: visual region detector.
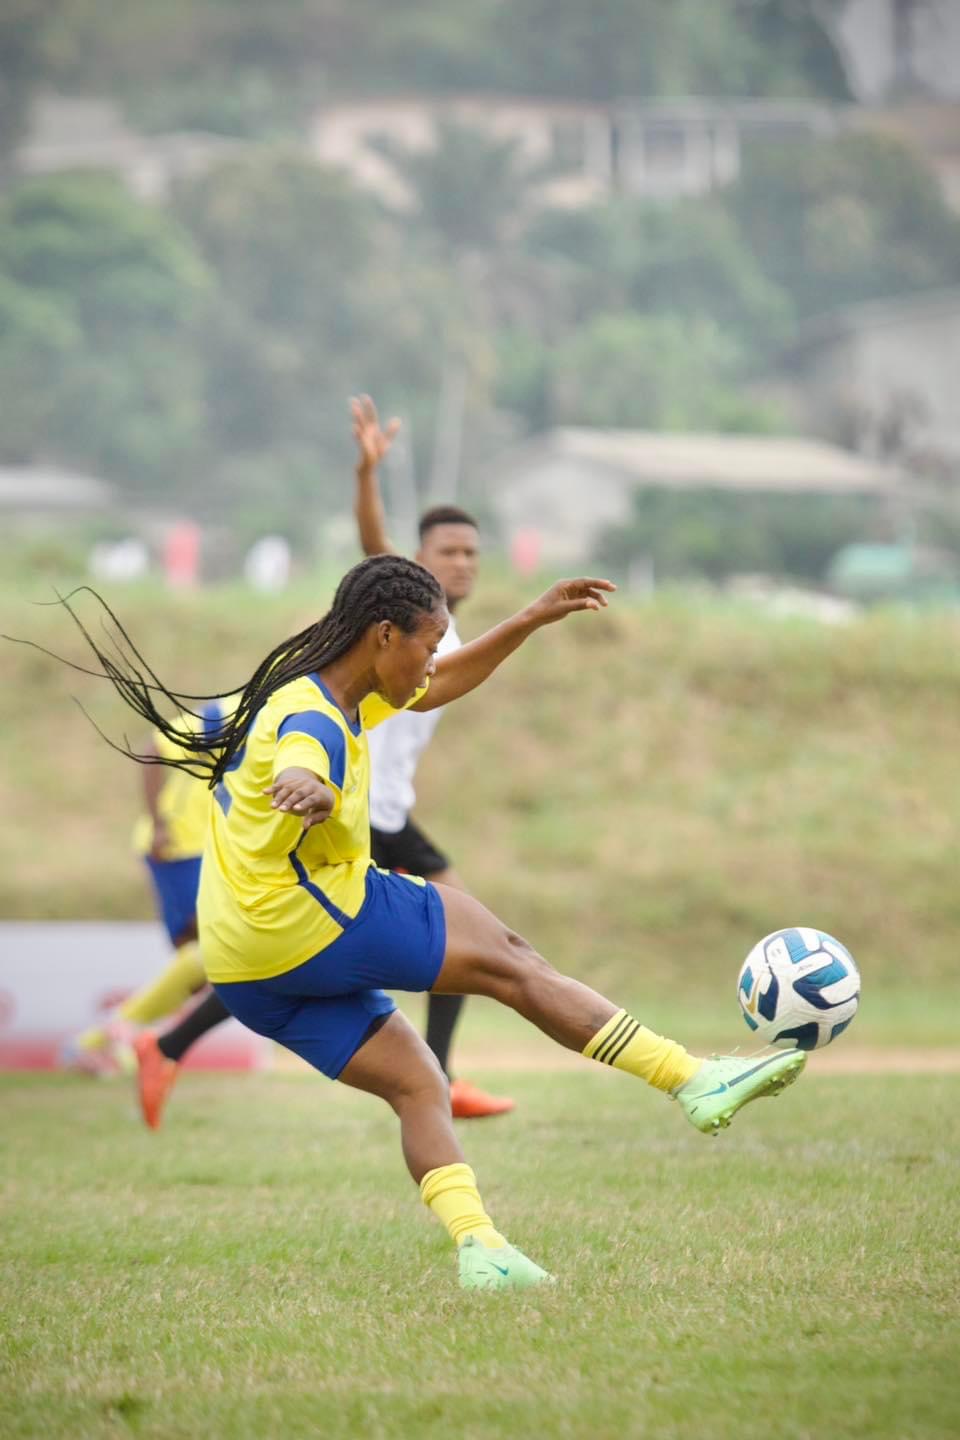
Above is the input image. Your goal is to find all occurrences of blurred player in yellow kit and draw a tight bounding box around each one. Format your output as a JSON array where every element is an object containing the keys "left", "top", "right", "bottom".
[{"left": 61, "top": 702, "right": 227, "bottom": 1075}]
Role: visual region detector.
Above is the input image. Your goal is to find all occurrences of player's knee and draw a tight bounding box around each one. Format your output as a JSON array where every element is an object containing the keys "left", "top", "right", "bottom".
[
  {"left": 488, "top": 929, "right": 554, "bottom": 1001},
  {"left": 385, "top": 1048, "right": 449, "bottom": 1112}
]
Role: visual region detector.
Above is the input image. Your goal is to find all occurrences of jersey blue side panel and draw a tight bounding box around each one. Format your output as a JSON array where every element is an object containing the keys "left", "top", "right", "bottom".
[{"left": 277, "top": 711, "right": 347, "bottom": 789}]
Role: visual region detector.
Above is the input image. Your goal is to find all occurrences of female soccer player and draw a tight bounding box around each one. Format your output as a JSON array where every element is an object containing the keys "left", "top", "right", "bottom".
[{"left": 46, "top": 556, "right": 806, "bottom": 1290}]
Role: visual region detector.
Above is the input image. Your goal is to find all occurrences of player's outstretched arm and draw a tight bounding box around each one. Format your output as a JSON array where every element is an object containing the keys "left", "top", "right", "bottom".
[
  {"left": 351, "top": 394, "right": 400, "bottom": 557},
  {"left": 413, "top": 577, "right": 615, "bottom": 713},
  {"left": 141, "top": 737, "right": 172, "bottom": 860}
]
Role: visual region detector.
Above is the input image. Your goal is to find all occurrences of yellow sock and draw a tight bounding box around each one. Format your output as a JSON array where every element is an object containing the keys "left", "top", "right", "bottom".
[
  {"left": 118, "top": 941, "right": 206, "bottom": 1026},
  {"left": 76, "top": 1026, "right": 107, "bottom": 1051},
  {"left": 583, "top": 1010, "right": 701, "bottom": 1093},
  {"left": 419, "top": 1163, "right": 506, "bottom": 1249}
]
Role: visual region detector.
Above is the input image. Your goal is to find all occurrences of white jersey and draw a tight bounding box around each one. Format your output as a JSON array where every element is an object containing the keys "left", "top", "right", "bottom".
[{"left": 367, "top": 615, "right": 461, "bottom": 834}]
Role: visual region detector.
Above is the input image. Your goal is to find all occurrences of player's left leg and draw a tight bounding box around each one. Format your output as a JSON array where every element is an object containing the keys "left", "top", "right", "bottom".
[{"left": 431, "top": 883, "right": 805, "bottom": 1135}]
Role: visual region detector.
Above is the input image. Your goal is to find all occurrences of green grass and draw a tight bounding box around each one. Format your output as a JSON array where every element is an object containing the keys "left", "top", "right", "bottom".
[{"left": 2, "top": 1066, "right": 958, "bottom": 1439}]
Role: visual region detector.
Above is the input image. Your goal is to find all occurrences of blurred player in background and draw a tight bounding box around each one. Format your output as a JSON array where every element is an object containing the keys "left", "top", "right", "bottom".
[
  {"left": 352, "top": 394, "right": 513, "bottom": 1119},
  {"left": 61, "top": 701, "right": 227, "bottom": 1075}
]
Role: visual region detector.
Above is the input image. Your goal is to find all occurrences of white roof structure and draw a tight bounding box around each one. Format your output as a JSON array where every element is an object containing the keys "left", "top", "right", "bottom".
[
  {"left": 0, "top": 466, "right": 113, "bottom": 513},
  {"left": 482, "top": 427, "right": 900, "bottom": 565}
]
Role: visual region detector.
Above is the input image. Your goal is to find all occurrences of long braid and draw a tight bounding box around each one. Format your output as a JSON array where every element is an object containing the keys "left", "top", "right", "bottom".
[{"left": 6, "top": 556, "right": 444, "bottom": 786}]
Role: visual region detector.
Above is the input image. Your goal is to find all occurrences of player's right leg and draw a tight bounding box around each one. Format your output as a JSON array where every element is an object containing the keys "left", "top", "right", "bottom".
[
  {"left": 340, "top": 1013, "right": 550, "bottom": 1290},
  {"left": 211, "top": 977, "right": 551, "bottom": 1291},
  {"left": 430, "top": 884, "right": 806, "bottom": 1135}
]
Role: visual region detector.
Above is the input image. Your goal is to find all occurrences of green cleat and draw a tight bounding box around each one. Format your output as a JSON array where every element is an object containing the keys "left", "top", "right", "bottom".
[
  {"left": 674, "top": 1048, "right": 806, "bottom": 1135},
  {"left": 458, "top": 1236, "right": 554, "bottom": 1291}
]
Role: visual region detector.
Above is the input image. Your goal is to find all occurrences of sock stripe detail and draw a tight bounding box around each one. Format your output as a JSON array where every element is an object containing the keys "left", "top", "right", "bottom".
[
  {"left": 589, "top": 1012, "right": 633, "bottom": 1064},
  {"left": 586, "top": 1012, "right": 629, "bottom": 1062},
  {"left": 603, "top": 1021, "right": 642, "bottom": 1067}
]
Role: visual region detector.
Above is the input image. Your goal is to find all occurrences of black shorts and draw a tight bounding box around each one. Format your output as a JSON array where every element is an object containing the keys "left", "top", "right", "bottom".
[{"left": 371, "top": 818, "right": 450, "bottom": 879}]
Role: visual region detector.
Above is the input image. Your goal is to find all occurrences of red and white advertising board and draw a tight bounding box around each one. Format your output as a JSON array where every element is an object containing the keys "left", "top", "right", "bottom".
[{"left": 0, "top": 922, "right": 270, "bottom": 1071}]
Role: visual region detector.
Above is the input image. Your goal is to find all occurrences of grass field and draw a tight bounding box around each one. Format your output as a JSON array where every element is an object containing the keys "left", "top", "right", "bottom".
[{"left": 2, "top": 1061, "right": 959, "bottom": 1440}]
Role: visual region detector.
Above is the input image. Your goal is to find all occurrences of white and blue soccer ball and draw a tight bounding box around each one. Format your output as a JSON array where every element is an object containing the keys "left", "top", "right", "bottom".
[{"left": 736, "top": 927, "right": 860, "bottom": 1050}]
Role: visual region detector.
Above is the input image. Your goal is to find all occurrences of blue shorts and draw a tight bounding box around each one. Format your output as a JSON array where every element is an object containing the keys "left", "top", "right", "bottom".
[
  {"left": 213, "top": 867, "right": 447, "bottom": 1079},
  {"left": 145, "top": 855, "right": 202, "bottom": 946}
]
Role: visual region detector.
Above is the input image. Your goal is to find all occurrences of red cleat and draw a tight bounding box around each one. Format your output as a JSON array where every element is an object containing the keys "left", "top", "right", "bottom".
[
  {"left": 133, "top": 1031, "right": 179, "bottom": 1130},
  {"left": 449, "top": 1078, "right": 515, "bottom": 1119}
]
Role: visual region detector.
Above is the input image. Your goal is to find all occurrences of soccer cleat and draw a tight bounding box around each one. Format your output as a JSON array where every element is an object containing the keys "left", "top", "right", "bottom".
[
  {"left": 134, "top": 1031, "right": 179, "bottom": 1130},
  {"left": 60, "top": 1019, "right": 137, "bottom": 1078},
  {"left": 674, "top": 1048, "right": 806, "bottom": 1135},
  {"left": 102, "top": 1019, "right": 138, "bottom": 1077},
  {"left": 449, "top": 1078, "right": 515, "bottom": 1119},
  {"left": 458, "top": 1236, "right": 554, "bottom": 1291},
  {"left": 59, "top": 1033, "right": 113, "bottom": 1077}
]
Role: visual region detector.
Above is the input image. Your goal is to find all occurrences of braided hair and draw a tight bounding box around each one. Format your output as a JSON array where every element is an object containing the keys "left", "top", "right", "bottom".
[{"left": 11, "top": 555, "right": 444, "bottom": 788}]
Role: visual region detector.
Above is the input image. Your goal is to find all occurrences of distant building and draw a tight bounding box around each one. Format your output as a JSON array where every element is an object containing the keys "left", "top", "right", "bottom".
[
  {"left": 0, "top": 465, "right": 113, "bottom": 520},
  {"left": 16, "top": 96, "right": 240, "bottom": 200},
  {"left": 308, "top": 95, "right": 839, "bottom": 209},
  {"left": 479, "top": 428, "right": 898, "bottom": 566},
  {"left": 763, "top": 286, "right": 960, "bottom": 456},
  {"left": 18, "top": 81, "right": 958, "bottom": 218}
]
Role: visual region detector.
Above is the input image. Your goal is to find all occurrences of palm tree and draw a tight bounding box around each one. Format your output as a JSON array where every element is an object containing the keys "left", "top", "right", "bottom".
[{"left": 370, "top": 118, "right": 546, "bottom": 255}]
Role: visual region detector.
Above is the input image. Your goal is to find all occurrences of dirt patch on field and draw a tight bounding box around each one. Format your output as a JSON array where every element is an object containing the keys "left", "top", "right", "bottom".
[
  {"left": 273, "top": 1041, "right": 960, "bottom": 1076},
  {"left": 450, "top": 1044, "right": 960, "bottom": 1076}
]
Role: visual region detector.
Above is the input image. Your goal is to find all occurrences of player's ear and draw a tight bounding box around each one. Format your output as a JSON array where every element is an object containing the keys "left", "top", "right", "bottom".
[{"left": 376, "top": 619, "right": 393, "bottom": 648}]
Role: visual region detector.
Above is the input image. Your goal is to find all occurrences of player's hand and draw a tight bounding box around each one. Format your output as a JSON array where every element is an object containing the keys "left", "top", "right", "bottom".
[
  {"left": 525, "top": 577, "right": 616, "bottom": 628},
  {"left": 351, "top": 394, "right": 400, "bottom": 472},
  {"left": 265, "top": 769, "right": 335, "bottom": 831},
  {"left": 148, "top": 820, "right": 173, "bottom": 861}
]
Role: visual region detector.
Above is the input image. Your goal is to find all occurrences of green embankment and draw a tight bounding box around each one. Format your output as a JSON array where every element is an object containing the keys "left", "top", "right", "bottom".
[{"left": 3, "top": 576, "right": 959, "bottom": 1044}]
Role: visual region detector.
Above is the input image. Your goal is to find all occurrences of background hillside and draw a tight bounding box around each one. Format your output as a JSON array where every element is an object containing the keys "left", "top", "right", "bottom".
[
  {"left": 5, "top": 1, "right": 960, "bottom": 563},
  {"left": 5, "top": 573, "right": 958, "bottom": 1041}
]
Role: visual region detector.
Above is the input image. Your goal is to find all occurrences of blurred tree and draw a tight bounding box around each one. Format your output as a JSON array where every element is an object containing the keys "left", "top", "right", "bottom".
[
  {"left": 29, "top": 0, "right": 852, "bottom": 140},
  {"left": 0, "top": 273, "right": 78, "bottom": 459},
  {"left": 527, "top": 198, "right": 793, "bottom": 351},
  {"left": 728, "top": 131, "right": 960, "bottom": 318},
  {"left": 596, "top": 486, "right": 879, "bottom": 583},
  {"left": 373, "top": 120, "right": 538, "bottom": 255},
  {"left": 0, "top": 174, "right": 209, "bottom": 485},
  {"left": 39, "top": 0, "right": 331, "bottom": 137},
  {"left": 490, "top": 0, "right": 850, "bottom": 100},
  {"left": 732, "top": 0, "right": 851, "bottom": 98},
  {"left": 171, "top": 150, "right": 468, "bottom": 511},
  {"left": 549, "top": 312, "right": 785, "bottom": 432},
  {"left": 0, "top": 0, "right": 57, "bottom": 174}
]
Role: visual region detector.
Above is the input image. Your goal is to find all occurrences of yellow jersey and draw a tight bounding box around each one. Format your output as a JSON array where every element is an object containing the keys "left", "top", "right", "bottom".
[
  {"left": 132, "top": 700, "right": 226, "bottom": 860},
  {"left": 198, "top": 671, "right": 427, "bottom": 983}
]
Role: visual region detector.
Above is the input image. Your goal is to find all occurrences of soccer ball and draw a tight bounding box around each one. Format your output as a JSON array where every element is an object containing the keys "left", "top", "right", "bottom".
[{"left": 736, "top": 927, "right": 860, "bottom": 1050}]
